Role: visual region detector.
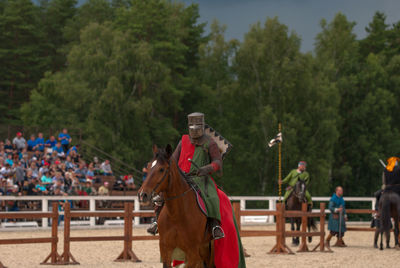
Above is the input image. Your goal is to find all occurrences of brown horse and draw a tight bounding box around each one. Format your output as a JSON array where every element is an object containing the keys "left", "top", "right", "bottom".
[
  {"left": 286, "top": 180, "right": 316, "bottom": 245},
  {"left": 378, "top": 191, "right": 400, "bottom": 250},
  {"left": 138, "top": 144, "right": 213, "bottom": 268}
]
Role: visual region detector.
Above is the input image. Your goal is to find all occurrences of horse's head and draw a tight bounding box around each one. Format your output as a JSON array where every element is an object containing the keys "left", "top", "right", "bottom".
[
  {"left": 294, "top": 179, "right": 306, "bottom": 201},
  {"left": 138, "top": 144, "right": 173, "bottom": 204}
]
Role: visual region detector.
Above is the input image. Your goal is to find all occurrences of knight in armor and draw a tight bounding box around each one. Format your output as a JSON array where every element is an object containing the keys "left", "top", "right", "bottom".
[
  {"left": 281, "top": 161, "right": 313, "bottom": 206},
  {"left": 371, "top": 157, "right": 400, "bottom": 227},
  {"left": 147, "top": 112, "right": 225, "bottom": 239}
]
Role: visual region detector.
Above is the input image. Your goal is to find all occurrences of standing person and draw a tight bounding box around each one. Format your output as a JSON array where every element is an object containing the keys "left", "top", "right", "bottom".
[
  {"left": 326, "top": 186, "right": 347, "bottom": 248},
  {"left": 58, "top": 128, "right": 72, "bottom": 152},
  {"left": 12, "top": 132, "right": 26, "bottom": 152},
  {"left": 281, "top": 161, "right": 313, "bottom": 207}
]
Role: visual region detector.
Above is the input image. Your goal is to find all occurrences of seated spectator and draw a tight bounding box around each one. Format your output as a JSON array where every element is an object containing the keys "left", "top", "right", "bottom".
[
  {"left": 69, "top": 150, "right": 80, "bottom": 163},
  {"left": 27, "top": 135, "right": 37, "bottom": 152},
  {"left": 65, "top": 155, "right": 75, "bottom": 170},
  {"left": 113, "top": 176, "right": 126, "bottom": 191},
  {"left": 6, "top": 185, "right": 21, "bottom": 211},
  {"left": 53, "top": 142, "right": 65, "bottom": 158},
  {"left": 100, "top": 160, "right": 113, "bottom": 176},
  {"left": 98, "top": 181, "right": 110, "bottom": 196},
  {"left": 45, "top": 136, "right": 57, "bottom": 154},
  {"left": 12, "top": 132, "right": 26, "bottom": 152},
  {"left": 74, "top": 162, "right": 87, "bottom": 182},
  {"left": 67, "top": 144, "right": 79, "bottom": 156},
  {"left": 21, "top": 152, "right": 29, "bottom": 168},
  {"left": 26, "top": 178, "right": 39, "bottom": 195},
  {"left": 5, "top": 154, "right": 13, "bottom": 166},
  {"left": 83, "top": 180, "right": 96, "bottom": 196},
  {"left": 86, "top": 162, "right": 95, "bottom": 178},
  {"left": 35, "top": 180, "right": 48, "bottom": 195},
  {"left": 35, "top": 132, "right": 45, "bottom": 152},
  {"left": 142, "top": 163, "right": 150, "bottom": 182},
  {"left": 58, "top": 128, "right": 72, "bottom": 152},
  {"left": 4, "top": 139, "right": 13, "bottom": 154},
  {"left": 124, "top": 174, "right": 137, "bottom": 189},
  {"left": 28, "top": 161, "right": 39, "bottom": 178},
  {"left": 41, "top": 171, "right": 53, "bottom": 188},
  {"left": 33, "top": 150, "right": 42, "bottom": 161},
  {"left": 1, "top": 163, "right": 13, "bottom": 179}
]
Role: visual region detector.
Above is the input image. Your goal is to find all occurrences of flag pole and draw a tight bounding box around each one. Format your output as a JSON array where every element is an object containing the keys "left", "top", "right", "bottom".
[{"left": 278, "top": 123, "right": 282, "bottom": 202}]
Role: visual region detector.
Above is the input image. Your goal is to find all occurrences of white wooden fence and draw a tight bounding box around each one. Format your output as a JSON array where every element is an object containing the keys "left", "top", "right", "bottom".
[{"left": 0, "top": 196, "right": 375, "bottom": 228}]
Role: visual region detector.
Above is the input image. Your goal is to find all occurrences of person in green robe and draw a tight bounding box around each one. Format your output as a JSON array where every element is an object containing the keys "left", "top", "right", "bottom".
[{"left": 281, "top": 161, "right": 312, "bottom": 205}]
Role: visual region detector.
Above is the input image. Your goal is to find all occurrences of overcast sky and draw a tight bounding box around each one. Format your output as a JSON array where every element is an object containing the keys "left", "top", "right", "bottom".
[{"left": 182, "top": 0, "right": 400, "bottom": 52}]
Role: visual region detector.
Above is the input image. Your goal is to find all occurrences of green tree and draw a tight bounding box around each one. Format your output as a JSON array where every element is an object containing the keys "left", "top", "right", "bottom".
[{"left": 0, "top": 0, "right": 47, "bottom": 124}]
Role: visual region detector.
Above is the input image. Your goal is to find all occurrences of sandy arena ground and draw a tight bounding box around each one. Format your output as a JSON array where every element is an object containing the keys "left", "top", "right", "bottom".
[{"left": 0, "top": 224, "right": 398, "bottom": 268}]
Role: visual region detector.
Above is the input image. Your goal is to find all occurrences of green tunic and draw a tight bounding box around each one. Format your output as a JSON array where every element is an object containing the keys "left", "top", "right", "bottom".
[
  {"left": 190, "top": 140, "right": 221, "bottom": 221},
  {"left": 282, "top": 169, "right": 312, "bottom": 204}
]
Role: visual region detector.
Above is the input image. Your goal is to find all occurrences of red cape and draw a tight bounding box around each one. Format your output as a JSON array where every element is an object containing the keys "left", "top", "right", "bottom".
[{"left": 176, "top": 135, "right": 240, "bottom": 268}]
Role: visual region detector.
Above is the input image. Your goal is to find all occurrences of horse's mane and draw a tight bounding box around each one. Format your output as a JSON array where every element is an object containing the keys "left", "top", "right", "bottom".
[{"left": 154, "top": 148, "right": 170, "bottom": 165}]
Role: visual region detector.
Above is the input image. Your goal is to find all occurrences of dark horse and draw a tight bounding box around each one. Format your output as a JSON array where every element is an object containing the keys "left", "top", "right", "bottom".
[
  {"left": 377, "top": 191, "right": 400, "bottom": 250},
  {"left": 138, "top": 145, "right": 213, "bottom": 268},
  {"left": 286, "top": 180, "right": 316, "bottom": 245}
]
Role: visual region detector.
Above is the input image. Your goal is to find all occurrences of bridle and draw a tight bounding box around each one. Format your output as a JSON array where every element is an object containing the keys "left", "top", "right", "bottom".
[
  {"left": 293, "top": 180, "right": 306, "bottom": 201},
  {"left": 150, "top": 159, "right": 193, "bottom": 202}
]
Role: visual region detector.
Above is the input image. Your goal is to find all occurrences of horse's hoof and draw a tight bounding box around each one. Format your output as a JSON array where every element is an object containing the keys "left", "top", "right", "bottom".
[{"left": 374, "top": 244, "right": 378, "bottom": 249}]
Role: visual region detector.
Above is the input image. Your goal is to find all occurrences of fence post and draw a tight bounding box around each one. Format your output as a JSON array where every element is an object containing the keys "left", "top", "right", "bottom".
[
  {"left": 89, "top": 198, "right": 96, "bottom": 227},
  {"left": 41, "top": 204, "right": 61, "bottom": 264},
  {"left": 134, "top": 198, "right": 140, "bottom": 226},
  {"left": 42, "top": 198, "right": 48, "bottom": 228},
  {"left": 268, "top": 199, "right": 276, "bottom": 224},
  {"left": 115, "top": 202, "right": 140, "bottom": 262},
  {"left": 297, "top": 203, "right": 309, "bottom": 252},
  {"left": 240, "top": 199, "right": 245, "bottom": 225},
  {"left": 232, "top": 201, "right": 241, "bottom": 232},
  {"left": 269, "top": 202, "right": 293, "bottom": 254},
  {"left": 61, "top": 202, "right": 79, "bottom": 264}
]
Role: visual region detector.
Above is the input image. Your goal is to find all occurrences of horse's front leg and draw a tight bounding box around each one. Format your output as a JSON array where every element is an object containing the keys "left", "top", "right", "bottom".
[
  {"left": 290, "top": 218, "right": 296, "bottom": 245},
  {"left": 160, "top": 243, "right": 174, "bottom": 268},
  {"left": 296, "top": 218, "right": 301, "bottom": 245},
  {"left": 184, "top": 248, "right": 203, "bottom": 268}
]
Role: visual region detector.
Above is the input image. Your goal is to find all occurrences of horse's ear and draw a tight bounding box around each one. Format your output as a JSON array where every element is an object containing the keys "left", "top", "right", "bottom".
[
  {"left": 165, "top": 144, "right": 173, "bottom": 158},
  {"left": 152, "top": 144, "right": 159, "bottom": 155}
]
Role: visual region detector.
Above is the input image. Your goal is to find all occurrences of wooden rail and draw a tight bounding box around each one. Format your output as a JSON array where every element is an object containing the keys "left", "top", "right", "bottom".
[
  {"left": 60, "top": 202, "right": 156, "bottom": 264},
  {"left": 233, "top": 201, "right": 331, "bottom": 254},
  {"left": 0, "top": 205, "right": 61, "bottom": 267}
]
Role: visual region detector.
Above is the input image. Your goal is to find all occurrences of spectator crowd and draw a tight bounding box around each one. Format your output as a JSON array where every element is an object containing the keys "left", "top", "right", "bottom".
[{"left": 0, "top": 129, "right": 138, "bottom": 212}]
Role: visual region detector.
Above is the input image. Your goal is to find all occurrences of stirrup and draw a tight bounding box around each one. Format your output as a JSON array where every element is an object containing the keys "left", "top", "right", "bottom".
[
  {"left": 212, "top": 226, "right": 225, "bottom": 240},
  {"left": 147, "top": 222, "right": 158, "bottom": 235}
]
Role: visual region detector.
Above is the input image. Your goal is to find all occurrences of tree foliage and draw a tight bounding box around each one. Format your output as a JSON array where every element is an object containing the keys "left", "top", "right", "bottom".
[{"left": 0, "top": 0, "right": 398, "bottom": 196}]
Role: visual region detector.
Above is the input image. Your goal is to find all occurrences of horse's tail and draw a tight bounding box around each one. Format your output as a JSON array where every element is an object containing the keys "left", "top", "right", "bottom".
[{"left": 380, "top": 192, "right": 392, "bottom": 232}]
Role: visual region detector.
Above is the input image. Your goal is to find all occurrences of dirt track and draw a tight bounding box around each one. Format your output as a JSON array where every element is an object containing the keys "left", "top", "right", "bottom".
[{"left": 0, "top": 225, "right": 398, "bottom": 268}]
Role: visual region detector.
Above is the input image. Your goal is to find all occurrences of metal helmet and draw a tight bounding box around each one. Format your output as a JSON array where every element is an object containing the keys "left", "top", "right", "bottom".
[{"left": 188, "top": 112, "right": 205, "bottom": 139}]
